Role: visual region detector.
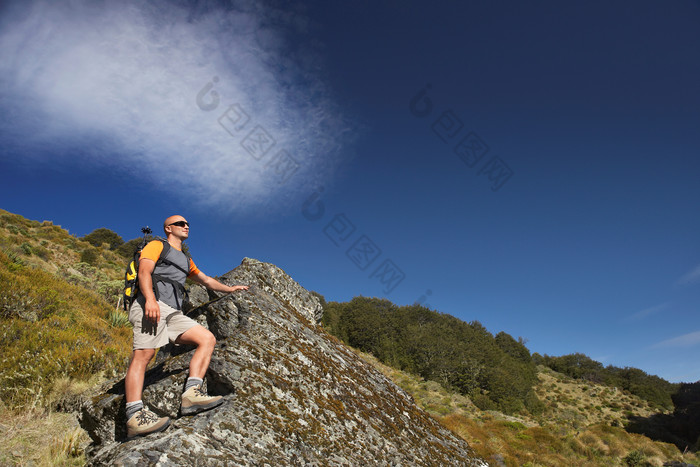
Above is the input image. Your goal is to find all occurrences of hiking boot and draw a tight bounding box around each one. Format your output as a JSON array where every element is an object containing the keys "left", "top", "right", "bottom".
[
  {"left": 126, "top": 408, "right": 170, "bottom": 440},
  {"left": 181, "top": 385, "right": 223, "bottom": 415}
]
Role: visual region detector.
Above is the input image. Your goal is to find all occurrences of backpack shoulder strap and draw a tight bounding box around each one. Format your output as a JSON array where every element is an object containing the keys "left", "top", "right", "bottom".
[
  {"left": 153, "top": 237, "right": 190, "bottom": 275},
  {"left": 156, "top": 237, "right": 171, "bottom": 263}
]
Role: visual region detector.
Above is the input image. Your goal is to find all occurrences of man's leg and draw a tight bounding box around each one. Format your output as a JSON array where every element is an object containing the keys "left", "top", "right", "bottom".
[
  {"left": 175, "top": 325, "right": 217, "bottom": 379},
  {"left": 125, "top": 348, "right": 156, "bottom": 403},
  {"left": 175, "top": 325, "right": 223, "bottom": 415},
  {"left": 125, "top": 297, "right": 172, "bottom": 440},
  {"left": 123, "top": 348, "right": 170, "bottom": 439}
]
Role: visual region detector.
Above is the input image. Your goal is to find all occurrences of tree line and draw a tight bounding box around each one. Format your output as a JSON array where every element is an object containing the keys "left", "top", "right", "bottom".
[
  {"left": 321, "top": 296, "right": 543, "bottom": 415},
  {"left": 320, "top": 296, "right": 682, "bottom": 416}
]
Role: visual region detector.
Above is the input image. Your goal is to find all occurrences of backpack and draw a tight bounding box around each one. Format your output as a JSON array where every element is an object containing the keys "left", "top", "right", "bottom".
[{"left": 123, "top": 227, "right": 191, "bottom": 311}]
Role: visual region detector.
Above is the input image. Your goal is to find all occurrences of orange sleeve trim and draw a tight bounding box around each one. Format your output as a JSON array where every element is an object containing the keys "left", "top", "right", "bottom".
[
  {"left": 139, "top": 240, "right": 164, "bottom": 263},
  {"left": 188, "top": 258, "right": 200, "bottom": 277}
]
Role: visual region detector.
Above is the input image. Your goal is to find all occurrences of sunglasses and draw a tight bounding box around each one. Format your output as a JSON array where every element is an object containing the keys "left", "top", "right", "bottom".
[{"left": 168, "top": 221, "right": 190, "bottom": 227}]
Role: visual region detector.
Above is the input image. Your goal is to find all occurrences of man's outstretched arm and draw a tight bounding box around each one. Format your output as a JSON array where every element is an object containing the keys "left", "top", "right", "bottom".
[{"left": 190, "top": 271, "right": 249, "bottom": 294}]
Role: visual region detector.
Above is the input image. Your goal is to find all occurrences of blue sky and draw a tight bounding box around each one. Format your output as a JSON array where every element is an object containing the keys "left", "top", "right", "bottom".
[{"left": 1, "top": 0, "right": 699, "bottom": 383}]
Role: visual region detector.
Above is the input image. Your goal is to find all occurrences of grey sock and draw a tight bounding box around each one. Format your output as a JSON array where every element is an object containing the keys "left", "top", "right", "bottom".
[
  {"left": 126, "top": 400, "right": 143, "bottom": 420},
  {"left": 185, "top": 377, "right": 203, "bottom": 392}
]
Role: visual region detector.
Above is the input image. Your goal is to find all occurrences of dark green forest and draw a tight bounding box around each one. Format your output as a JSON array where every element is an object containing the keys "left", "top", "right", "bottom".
[
  {"left": 321, "top": 296, "right": 684, "bottom": 417},
  {"left": 322, "top": 296, "right": 542, "bottom": 414}
]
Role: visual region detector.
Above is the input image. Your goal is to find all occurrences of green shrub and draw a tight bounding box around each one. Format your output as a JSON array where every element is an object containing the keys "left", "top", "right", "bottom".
[
  {"left": 98, "top": 280, "right": 123, "bottom": 306},
  {"left": 503, "top": 421, "right": 527, "bottom": 431},
  {"left": 323, "top": 297, "right": 540, "bottom": 414},
  {"left": 623, "top": 450, "right": 649, "bottom": 466},
  {"left": 20, "top": 243, "right": 33, "bottom": 255},
  {"left": 471, "top": 393, "right": 497, "bottom": 411},
  {"left": 33, "top": 245, "right": 51, "bottom": 260},
  {"left": 80, "top": 248, "right": 98, "bottom": 265},
  {"left": 82, "top": 228, "right": 124, "bottom": 250},
  {"left": 116, "top": 237, "right": 152, "bottom": 259}
]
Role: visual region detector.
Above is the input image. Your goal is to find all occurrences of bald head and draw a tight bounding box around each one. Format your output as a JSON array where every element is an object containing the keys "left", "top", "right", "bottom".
[
  {"left": 164, "top": 215, "right": 186, "bottom": 232},
  {"left": 163, "top": 215, "right": 190, "bottom": 243}
]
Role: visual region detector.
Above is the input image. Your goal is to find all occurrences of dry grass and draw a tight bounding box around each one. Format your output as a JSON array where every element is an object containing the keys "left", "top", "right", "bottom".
[
  {"left": 0, "top": 209, "right": 125, "bottom": 274},
  {"left": 0, "top": 372, "right": 112, "bottom": 465},
  {"left": 0, "top": 405, "right": 89, "bottom": 466},
  {"left": 357, "top": 349, "right": 700, "bottom": 467},
  {"left": 0, "top": 211, "right": 134, "bottom": 465},
  {"left": 534, "top": 367, "right": 663, "bottom": 429},
  {"left": 0, "top": 246, "right": 132, "bottom": 409}
]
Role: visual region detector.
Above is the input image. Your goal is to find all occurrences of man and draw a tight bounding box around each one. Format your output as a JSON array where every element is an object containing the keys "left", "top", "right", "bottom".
[{"left": 124, "top": 215, "right": 249, "bottom": 439}]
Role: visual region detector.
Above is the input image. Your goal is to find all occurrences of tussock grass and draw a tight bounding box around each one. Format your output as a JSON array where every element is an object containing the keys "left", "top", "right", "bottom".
[
  {"left": 107, "top": 309, "right": 131, "bottom": 328},
  {"left": 0, "top": 209, "right": 126, "bottom": 306},
  {"left": 0, "top": 248, "right": 131, "bottom": 409},
  {"left": 0, "top": 211, "right": 135, "bottom": 465},
  {"left": 357, "top": 349, "right": 700, "bottom": 467},
  {"left": 0, "top": 405, "right": 88, "bottom": 466},
  {"left": 535, "top": 367, "right": 663, "bottom": 429}
]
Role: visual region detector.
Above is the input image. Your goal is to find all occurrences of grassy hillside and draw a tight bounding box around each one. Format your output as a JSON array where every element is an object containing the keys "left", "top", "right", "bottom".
[
  {"left": 0, "top": 210, "right": 133, "bottom": 404},
  {"left": 360, "top": 351, "right": 700, "bottom": 467},
  {"left": 321, "top": 295, "right": 700, "bottom": 465},
  {"left": 0, "top": 209, "right": 133, "bottom": 464}
]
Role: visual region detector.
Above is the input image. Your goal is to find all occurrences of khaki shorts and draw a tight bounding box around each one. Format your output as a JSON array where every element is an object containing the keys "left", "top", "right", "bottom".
[{"left": 129, "top": 299, "right": 198, "bottom": 350}]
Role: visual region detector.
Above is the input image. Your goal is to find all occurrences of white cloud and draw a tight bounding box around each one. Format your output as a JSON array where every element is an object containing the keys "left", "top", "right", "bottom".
[
  {"left": 676, "top": 263, "right": 700, "bottom": 287},
  {"left": 651, "top": 330, "right": 700, "bottom": 349},
  {"left": 0, "top": 0, "right": 350, "bottom": 215},
  {"left": 625, "top": 302, "right": 670, "bottom": 322}
]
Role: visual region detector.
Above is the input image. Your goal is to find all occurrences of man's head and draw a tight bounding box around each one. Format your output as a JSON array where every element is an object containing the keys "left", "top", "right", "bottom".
[{"left": 163, "top": 215, "right": 190, "bottom": 240}]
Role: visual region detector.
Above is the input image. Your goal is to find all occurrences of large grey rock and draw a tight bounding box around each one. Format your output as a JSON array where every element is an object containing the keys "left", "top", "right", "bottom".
[
  {"left": 79, "top": 258, "right": 487, "bottom": 466},
  {"left": 183, "top": 282, "right": 210, "bottom": 314}
]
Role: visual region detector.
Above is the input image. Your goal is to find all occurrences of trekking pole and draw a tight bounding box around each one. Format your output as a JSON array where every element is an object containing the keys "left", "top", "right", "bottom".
[
  {"left": 183, "top": 292, "right": 234, "bottom": 317},
  {"left": 184, "top": 286, "right": 253, "bottom": 317}
]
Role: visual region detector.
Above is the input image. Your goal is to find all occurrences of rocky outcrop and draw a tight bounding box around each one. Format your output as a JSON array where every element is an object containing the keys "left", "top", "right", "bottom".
[{"left": 80, "top": 258, "right": 487, "bottom": 466}]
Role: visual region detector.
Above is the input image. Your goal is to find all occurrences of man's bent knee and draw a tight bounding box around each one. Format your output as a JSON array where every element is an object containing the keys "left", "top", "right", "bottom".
[
  {"left": 199, "top": 330, "right": 216, "bottom": 351},
  {"left": 205, "top": 331, "right": 216, "bottom": 348},
  {"left": 177, "top": 325, "right": 216, "bottom": 349}
]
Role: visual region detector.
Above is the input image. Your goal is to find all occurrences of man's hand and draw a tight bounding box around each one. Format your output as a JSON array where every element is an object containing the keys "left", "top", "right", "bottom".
[
  {"left": 228, "top": 285, "right": 250, "bottom": 293},
  {"left": 144, "top": 297, "right": 161, "bottom": 324}
]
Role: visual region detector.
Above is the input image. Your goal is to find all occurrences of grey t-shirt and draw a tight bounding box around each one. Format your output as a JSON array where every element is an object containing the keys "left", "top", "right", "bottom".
[{"left": 141, "top": 240, "right": 194, "bottom": 310}]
